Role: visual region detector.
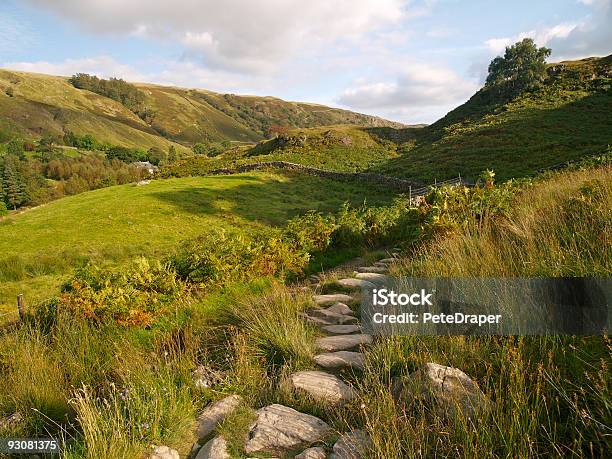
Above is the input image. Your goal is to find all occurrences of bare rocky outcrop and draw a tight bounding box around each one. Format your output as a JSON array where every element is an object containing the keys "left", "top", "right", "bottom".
[
  {"left": 197, "top": 394, "right": 242, "bottom": 440},
  {"left": 289, "top": 370, "right": 356, "bottom": 404},
  {"left": 244, "top": 404, "right": 331, "bottom": 455}
]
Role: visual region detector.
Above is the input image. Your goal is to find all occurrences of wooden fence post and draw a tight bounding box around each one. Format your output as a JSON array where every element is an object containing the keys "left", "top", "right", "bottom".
[{"left": 17, "top": 294, "right": 25, "bottom": 320}]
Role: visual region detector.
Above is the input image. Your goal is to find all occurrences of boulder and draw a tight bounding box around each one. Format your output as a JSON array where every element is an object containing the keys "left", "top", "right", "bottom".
[
  {"left": 290, "top": 370, "right": 356, "bottom": 404},
  {"left": 313, "top": 294, "right": 354, "bottom": 306},
  {"left": 336, "top": 278, "right": 376, "bottom": 290},
  {"left": 314, "top": 351, "right": 365, "bottom": 371},
  {"left": 330, "top": 430, "right": 371, "bottom": 459},
  {"left": 296, "top": 446, "right": 328, "bottom": 459},
  {"left": 355, "top": 266, "right": 387, "bottom": 274},
  {"left": 197, "top": 394, "right": 242, "bottom": 440},
  {"left": 321, "top": 324, "right": 361, "bottom": 335},
  {"left": 393, "top": 363, "right": 491, "bottom": 420},
  {"left": 244, "top": 404, "right": 331, "bottom": 455},
  {"left": 195, "top": 436, "right": 230, "bottom": 459},
  {"left": 149, "top": 445, "right": 179, "bottom": 459}
]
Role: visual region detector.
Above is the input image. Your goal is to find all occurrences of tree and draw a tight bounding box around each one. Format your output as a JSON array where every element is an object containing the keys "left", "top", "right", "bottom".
[
  {"left": 168, "top": 145, "right": 178, "bottom": 163},
  {"left": 1, "top": 157, "right": 28, "bottom": 209},
  {"left": 147, "top": 146, "right": 167, "bottom": 165},
  {"left": 485, "top": 38, "right": 551, "bottom": 97},
  {"left": 6, "top": 139, "right": 25, "bottom": 159}
]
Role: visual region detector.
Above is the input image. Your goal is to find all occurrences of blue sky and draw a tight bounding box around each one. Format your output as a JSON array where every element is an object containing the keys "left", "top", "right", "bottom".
[{"left": 1, "top": 0, "right": 610, "bottom": 123}]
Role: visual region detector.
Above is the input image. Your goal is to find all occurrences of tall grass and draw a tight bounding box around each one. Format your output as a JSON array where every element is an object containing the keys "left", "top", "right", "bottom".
[{"left": 398, "top": 165, "right": 612, "bottom": 277}]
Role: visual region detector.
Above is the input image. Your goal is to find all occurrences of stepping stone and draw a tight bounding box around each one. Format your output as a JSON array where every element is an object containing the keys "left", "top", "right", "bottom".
[
  {"left": 314, "top": 351, "right": 365, "bottom": 371},
  {"left": 196, "top": 394, "right": 242, "bottom": 440},
  {"left": 307, "top": 309, "right": 358, "bottom": 325},
  {"left": 378, "top": 258, "right": 397, "bottom": 263},
  {"left": 330, "top": 430, "right": 371, "bottom": 459},
  {"left": 356, "top": 266, "right": 387, "bottom": 274},
  {"left": 244, "top": 404, "right": 331, "bottom": 455},
  {"left": 300, "top": 312, "right": 334, "bottom": 326},
  {"left": 373, "top": 262, "right": 388, "bottom": 268},
  {"left": 321, "top": 324, "right": 361, "bottom": 335},
  {"left": 336, "top": 278, "right": 376, "bottom": 290},
  {"left": 326, "top": 302, "right": 354, "bottom": 316},
  {"left": 355, "top": 273, "right": 391, "bottom": 285},
  {"left": 290, "top": 371, "right": 355, "bottom": 404},
  {"left": 296, "top": 446, "right": 327, "bottom": 459},
  {"left": 195, "top": 436, "right": 229, "bottom": 459},
  {"left": 316, "top": 334, "right": 372, "bottom": 352},
  {"left": 150, "top": 445, "right": 180, "bottom": 459},
  {"left": 313, "top": 294, "right": 355, "bottom": 305}
]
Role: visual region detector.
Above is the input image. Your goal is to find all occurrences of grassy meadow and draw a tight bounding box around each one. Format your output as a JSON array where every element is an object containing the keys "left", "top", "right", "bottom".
[{"left": 0, "top": 171, "right": 396, "bottom": 315}]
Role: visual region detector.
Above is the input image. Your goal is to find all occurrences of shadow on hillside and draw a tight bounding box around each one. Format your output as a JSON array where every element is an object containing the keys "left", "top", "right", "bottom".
[
  {"left": 150, "top": 172, "right": 395, "bottom": 224},
  {"left": 367, "top": 91, "right": 612, "bottom": 183}
]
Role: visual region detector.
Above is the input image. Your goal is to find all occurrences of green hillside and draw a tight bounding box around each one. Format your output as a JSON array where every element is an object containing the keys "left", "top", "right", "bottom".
[
  {"left": 375, "top": 55, "right": 612, "bottom": 181},
  {"left": 0, "top": 70, "right": 402, "bottom": 150},
  {"left": 0, "top": 171, "right": 396, "bottom": 313}
]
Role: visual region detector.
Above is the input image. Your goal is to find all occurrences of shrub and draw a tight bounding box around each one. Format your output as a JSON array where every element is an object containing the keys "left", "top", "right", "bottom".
[
  {"left": 0, "top": 201, "right": 7, "bottom": 216},
  {"left": 283, "top": 211, "right": 336, "bottom": 253},
  {"left": 58, "top": 258, "right": 186, "bottom": 326},
  {"left": 170, "top": 228, "right": 308, "bottom": 287}
]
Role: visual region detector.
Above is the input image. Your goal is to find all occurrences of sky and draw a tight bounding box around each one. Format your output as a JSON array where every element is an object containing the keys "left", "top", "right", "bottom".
[{"left": 0, "top": 0, "right": 610, "bottom": 124}]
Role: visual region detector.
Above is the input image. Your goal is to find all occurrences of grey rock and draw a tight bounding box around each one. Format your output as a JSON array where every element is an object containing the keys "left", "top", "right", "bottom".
[
  {"left": 301, "top": 313, "right": 335, "bottom": 326},
  {"left": 193, "top": 365, "right": 225, "bottom": 389},
  {"left": 356, "top": 266, "right": 387, "bottom": 274},
  {"left": 330, "top": 430, "right": 371, "bottom": 459},
  {"left": 316, "top": 334, "right": 372, "bottom": 352},
  {"left": 325, "top": 302, "right": 354, "bottom": 316},
  {"left": 394, "top": 363, "right": 491, "bottom": 420},
  {"left": 244, "top": 404, "right": 331, "bottom": 455},
  {"left": 195, "top": 436, "right": 230, "bottom": 459},
  {"left": 314, "top": 351, "right": 365, "bottom": 371},
  {"left": 290, "top": 370, "right": 356, "bottom": 404},
  {"left": 150, "top": 445, "right": 180, "bottom": 459},
  {"left": 307, "top": 308, "right": 358, "bottom": 325},
  {"left": 197, "top": 394, "right": 242, "bottom": 440},
  {"left": 354, "top": 273, "right": 391, "bottom": 285},
  {"left": 313, "top": 294, "right": 354, "bottom": 305},
  {"left": 336, "top": 278, "right": 376, "bottom": 290},
  {"left": 378, "top": 258, "right": 397, "bottom": 263},
  {"left": 296, "top": 446, "right": 328, "bottom": 459},
  {"left": 0, "top": 411, "right": 23, "bottom": 430},
  {"left": 321, "top": 324, "right": 361, "bottom": 335}
]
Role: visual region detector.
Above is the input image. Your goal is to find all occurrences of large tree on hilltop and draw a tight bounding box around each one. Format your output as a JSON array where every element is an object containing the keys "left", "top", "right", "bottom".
[{"left": 486, "top": 38, "right": 551, "bottom": 97}]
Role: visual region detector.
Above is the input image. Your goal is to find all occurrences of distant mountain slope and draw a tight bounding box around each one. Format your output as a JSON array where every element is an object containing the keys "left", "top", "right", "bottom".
[
  {"left": 376, "top": 55, "right": 612, "bottom": 182},
  {"left": 0, "top": 70, "right": 403, "bottom": 150}
]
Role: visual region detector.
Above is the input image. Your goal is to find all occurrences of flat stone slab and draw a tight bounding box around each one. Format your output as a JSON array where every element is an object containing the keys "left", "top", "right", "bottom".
[
  {"left": 296, "top": 446, "right": 327, "bottom": 459},
  {"left": 326, "top": 302, "right": 354, "bottom": 316},
  {"left": 356, "top": 266, "right": 388, "bottom": 274},
  {"left": 197, "top": 394, "right": 242, "bottom": 440},
  {"left": 290, "top": 371, "right": 355, "bottom": 404},
  {"left": 354, "top": 273, "right": 391, "bottom": 285},
  {"left": 313, "top": 294, "right": 354, "bottom": 305},
  {"left": 316, "top": 334, "right": 372, "bottom": 352},
  {"left": 336, "top": 278, "right": 376, "bottom": 290},
  {"left": 195, "top": 436, "right": 229, "bottom": 459},
  {"left": 378, "top": 258, "right": 397, "bottom": 263},
  {"left": 244, "top": 404, "right": 331, "bottom": 455},
  {"left": 321, "top": 324, "right": 361, "bottom": 335},
  {"left": 307, "top": 308, "right": 358, "bottom": 325},
  {"left": 301, "top": 312, "right": 334, "bottom": 326},
  {"left": 330, "top": 430, "right": 371, "bottom": 459},
  {"left": 314, "top": 351, "right": 365, "bottom": 371}
]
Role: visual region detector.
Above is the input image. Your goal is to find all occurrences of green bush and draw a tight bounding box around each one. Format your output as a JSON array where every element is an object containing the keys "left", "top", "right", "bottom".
[
  {"left": 170, "top": 228, "right": 308, "bottom": 287},
  {"left": 283, "top": 210, "right": 336, "bottom": 253},
  {"left": 0, "top": 201, "right": 7, "bottom": 216},
  {"left": 58, "top": 258, "right": 186, "bottom": 326}
]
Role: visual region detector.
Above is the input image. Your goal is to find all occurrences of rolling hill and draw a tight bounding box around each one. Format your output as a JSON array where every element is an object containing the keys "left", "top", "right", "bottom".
[{"left": 0, "top": 69, "right": 403, "bottom": 151}]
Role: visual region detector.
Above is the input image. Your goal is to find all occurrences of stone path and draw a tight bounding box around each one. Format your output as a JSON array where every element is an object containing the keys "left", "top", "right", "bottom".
[{"left": 181, "top": 250, "right": 401, "bottom": 458}]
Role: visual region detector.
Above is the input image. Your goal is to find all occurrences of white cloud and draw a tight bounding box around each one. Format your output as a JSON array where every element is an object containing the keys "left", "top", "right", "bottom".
[
  {"left": 3, "top": 56, "right": 147, "bottom": 81},
  {"left": 25, "top": 0, "right": 408, "bottom": 72},
  {"left": 485, "top": 22, "right": 579, "bottom": 55},
  {"left": 337, "top": 62, "right": 477, "bottom": 120}
]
